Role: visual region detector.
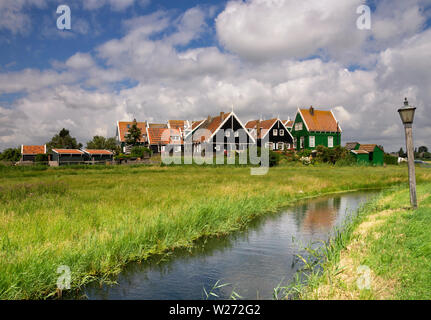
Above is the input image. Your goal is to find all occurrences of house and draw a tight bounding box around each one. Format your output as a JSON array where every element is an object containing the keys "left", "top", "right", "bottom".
[
  {"left": 82, "top": 149, "right": 113, "bottom": 162},
  {"left": 290, "top": 106, "right": 342, "bottom": 150},
  {"left": 20, "top": 145, "right": 47, "bottom": 162},
  {"left": 116, "top": 120, "right": 148, "bottom": 153},
  {"left": 192, "top": 111, "right": 255, "bottom": 154},
  {"left": 245, "top": 118, "right": 294, "bottom": 151},
  {"left": 282, "top": 119, "right": 294, "bottom": 132},
  {"left": 167, "top": 120, "right": 193, "bottom": 137},
  {"left": 345, "top": 142, "right": 360, "bottom": 151},
  {"left": 353, "top": 144, "right": 384, "bottom": 166},
  {"left": 350, "top": 149, "right": 370, "bottom": 164},
  {"left": 147, "top": 127, "right": 183, "bottom": 154},
  {"left": 51, "top": 149, "right": 85, "bottom": 165}
]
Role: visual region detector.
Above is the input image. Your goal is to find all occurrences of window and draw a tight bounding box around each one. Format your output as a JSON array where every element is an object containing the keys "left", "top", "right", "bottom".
[
  {"left": 293, "top": 138, "right": 297, "bottom": 149},
  {"left": 171, "top": 136, "right": 180, "bottom": 141},
  {"left": 280, "top": 129, "right": 284, "bottom": 136},
  {"left": 295, "top": 123, "right": 303, "bottom": 131},
  {"left": 278, "top": 143, "right": 284, "bottom": 150},
  {"left": 309, "top": 136, "right": 315, "bottom": 148},
  {"left": 174, "top": 146, "right": 181, "bottom": 152},
  {"left": 286, "top": 143, "right": 291, "bottom": 149},
  {"left": 328, "top": 136, "right": 334, "bottom": 148},
  {"left": 234, "top": 131, "right": 239, "bottom": 137},
  {"left": 265, "top": 142, "right": 270, "bottom": 149},
  {"left": 300, "top": 136, "right": 304, "bottom": 149},
  {"left": 225, "top": 131, "right": 231, "bottom": 137},
  {"left": 215, "top": 145, "right": 221, "bottom": 151},
  {"left": 273, "top": 129, "right": 278, "bottom": 136},
  {"left": 127, "top": 124, "right": 130, "bottom": 129},
  {"left": 161, "top": 146, "right": 165, "bottom": 152}
]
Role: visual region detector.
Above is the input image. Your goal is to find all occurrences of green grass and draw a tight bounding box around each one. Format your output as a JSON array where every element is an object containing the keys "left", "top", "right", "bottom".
[
  {"left": 0, "top": 164, "right": 430, "bottom": 299},
  {"left": 294, "top": 183, "right": 431, "bottom": 300}
]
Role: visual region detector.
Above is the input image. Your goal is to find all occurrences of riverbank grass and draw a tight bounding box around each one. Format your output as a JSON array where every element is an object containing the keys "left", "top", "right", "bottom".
[
  {"left": 300, "top": 183, "right": 431, "bottom": 300},
  {"left": 1, "top": 165, "right": 430, "bottom": 299}
]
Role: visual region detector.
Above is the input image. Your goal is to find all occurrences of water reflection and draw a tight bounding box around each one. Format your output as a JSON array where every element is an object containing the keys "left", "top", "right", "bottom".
[{"left": 84, "top": 191, "right": 377, "bottom": 300}]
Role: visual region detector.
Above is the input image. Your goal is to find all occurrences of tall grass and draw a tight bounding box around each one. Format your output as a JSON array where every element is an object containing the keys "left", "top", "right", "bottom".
[{"left": 0, "top": 165, "right": 429, "bottom": 299}]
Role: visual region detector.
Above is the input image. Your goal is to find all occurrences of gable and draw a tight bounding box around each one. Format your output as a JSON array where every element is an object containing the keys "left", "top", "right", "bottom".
[{"left": 298, "top": 108, "right": 341, "bottom": 133}]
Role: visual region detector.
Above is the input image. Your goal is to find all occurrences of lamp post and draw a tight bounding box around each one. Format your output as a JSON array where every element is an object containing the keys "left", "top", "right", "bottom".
[{"left": 398, "top": 98, "right": 417, "bottom": 209}]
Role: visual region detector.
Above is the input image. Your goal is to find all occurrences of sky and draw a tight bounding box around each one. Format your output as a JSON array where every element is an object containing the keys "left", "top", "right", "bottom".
[{"left": 0, "top": 0, "right": 430, "bottom": 152}]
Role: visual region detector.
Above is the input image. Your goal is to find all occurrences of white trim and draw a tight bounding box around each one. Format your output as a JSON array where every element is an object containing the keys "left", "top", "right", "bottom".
[
  {"left": 44, "top": 145, "right": 47, "bottom": 154},
  {"left": 52, "top": 149, "right": 84, "bottom": 155},
  {"left": 208, "top": 112, "right": 256, "bottom": 144},
  {"left": 261, "top": 118, "right": 294, "bottom": 141},
  {"left": 296, "top": 109, "right": 310, "bottom": 132},
  {"left": 260, "top": 119, "right": 278, "bottom": 140},
  {"left": 21, "top": 145, "right": 23, "bottom": 154},
  {"left": 185, "top": 119, "right": 205, "bottom": 140},
  {"left": 330, "top": 110, "right": 343, "bottom": 133}
]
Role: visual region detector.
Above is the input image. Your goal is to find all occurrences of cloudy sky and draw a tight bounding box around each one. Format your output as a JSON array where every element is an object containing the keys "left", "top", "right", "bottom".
[{"left": 0, "top": 0, "right": 430, "bottom": 152}]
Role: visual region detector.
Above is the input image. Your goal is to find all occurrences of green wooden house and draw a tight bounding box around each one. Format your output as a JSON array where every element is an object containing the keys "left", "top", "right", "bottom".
[
  {"left": 353, "top": 144, "right": 384, "bottom": 166},
  {"left": 350, "top": 149, "right": 370, "bottom": 164},
  {"left": 291, "top": 106, "right": 342, "bottom": 150}
]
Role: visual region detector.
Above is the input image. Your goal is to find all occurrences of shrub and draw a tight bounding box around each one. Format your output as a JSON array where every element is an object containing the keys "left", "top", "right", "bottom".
[
  {"left": 384, "top": 154, "right": 398, "bottom": 165},
  {"left": 35, "top": 154, "right": 49, "bottom": 163},
  {"left": 130, "top": 146, "right": 152, "bottom": 158}
]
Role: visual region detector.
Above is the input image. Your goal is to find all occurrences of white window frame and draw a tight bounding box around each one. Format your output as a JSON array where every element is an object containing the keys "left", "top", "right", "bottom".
[
  {"left": 161, "top": 145, "right": 166, "bottom": 152},
  {"left": 174, "top": 146, "right": 181, "bottom": 152},
  {"left": 215, "top": 145, "right": 221, "bottom": 151},
  {"left": 328, "top": 136, "right": 334, "bottom": 148},
  {"left": 293, "top": 138, "right": 297, "bottom": 149},
  {"left": 277, "top": 142, "right": 284, "bottom": 150},
  {"left": 264, "top": 142, "right": 270, "bottom": 149},
  {"left": 225, "top": 131, "right": 231, "bottom": 137},
  {"left": 309, "top": 136, "right": 315, "bottom": 148},
  {"left": 280, "top": 129, "right": 284, "bottom": 136},
  {"left": 300, "top": 136, "right": 304, "bottom": 149},
  {"left": 273, "top": 129, "right": 278, "bottom": 136}
]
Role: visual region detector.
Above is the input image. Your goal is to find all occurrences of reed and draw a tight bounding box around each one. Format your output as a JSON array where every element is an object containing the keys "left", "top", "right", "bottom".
[{"left": 0, "top": 164, "right": 429, "bottom": 299}]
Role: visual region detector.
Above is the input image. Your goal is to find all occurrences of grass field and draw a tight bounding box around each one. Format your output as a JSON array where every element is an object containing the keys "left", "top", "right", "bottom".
[
  {"left": 1, "top": 164, "right": 430, "bottom": 299},
  {"left": 294, "top": 183, "right": 431, "bottom": 300}
]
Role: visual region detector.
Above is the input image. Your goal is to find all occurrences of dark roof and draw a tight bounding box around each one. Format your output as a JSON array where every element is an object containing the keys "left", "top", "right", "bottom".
[{"left": 345, "top": 142, "right": 359, "bottom": 150}]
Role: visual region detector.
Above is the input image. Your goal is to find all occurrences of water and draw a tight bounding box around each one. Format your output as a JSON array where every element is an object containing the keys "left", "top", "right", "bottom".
[{"left": 84, "top": 191, "right": 377, "bottom": 300}]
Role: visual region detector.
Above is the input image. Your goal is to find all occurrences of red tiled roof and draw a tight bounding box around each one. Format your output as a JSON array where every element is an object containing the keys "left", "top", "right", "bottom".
[
  {"left": 282, "top": 120, "right": 293, "bottom": 128},
  {"left": 117, "top": 121, "right": 147, "bottom": 143},
  {"left": 168, "top": 120, "right": 187, "bottom": 130},
  {"left": 358, "top": 144, "right": 380, "bottom": 152},
  {"left": 193, "top": 112, "right": 232, "bottom": 142},
  {"left": 192, "top": 120, "right": 205, "bottom": 130},
  {"left": 298, "top": 108, "right": 340, "bottom": 132},
  {"left": 52, "top": 149, "right": 84, "bottom": 155},
  {"left": 22, "top": 145, "right": 45, "bottom": 155},
  {"left": 148, "top": 123, "right": 168, "bottom": 128},
  {"left": 83, "top": 149, "right": 113, "bottom": 155},
  {"left": 147, "top": 128, "right": 183, "bottom": 145},
  {"left": 245, "top": 119, "right": 278, "bottom": 139}
]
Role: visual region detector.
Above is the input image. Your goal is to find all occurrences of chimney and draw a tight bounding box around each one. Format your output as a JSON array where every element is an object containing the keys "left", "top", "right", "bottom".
[
  {"left": 207, "top": 115, "right": 211, "bottom": 122},
  {"left": 220, "top": 111, "right": 224, "bottom": 119},
  {"left": 256, "top": 120, "right": 261, "bottom": 138},
  {"left": 309, "top": 105, "right": 314, "bottom": 116}
]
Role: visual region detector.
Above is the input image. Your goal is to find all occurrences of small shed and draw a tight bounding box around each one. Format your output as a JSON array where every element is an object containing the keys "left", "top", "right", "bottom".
[
  {"left": 52, "top": 149, "right": 85, "bottom": 165},
  {"left": 355, "top": 144, "right": 384, "bottom": 166},
  {"left": 21, "top": 145, "right": 46, "bottom": 162},
  {"left": 351, "top": 149, "right": 369, "bottom": 164},
  {"left": 82, "top": 149, "right": 114, "bottom": 162}
]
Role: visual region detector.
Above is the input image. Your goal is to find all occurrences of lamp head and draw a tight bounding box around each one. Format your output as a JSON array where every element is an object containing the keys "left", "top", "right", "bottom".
[{"left": 398, "top": 98, "right": 416, "bottom": 125}]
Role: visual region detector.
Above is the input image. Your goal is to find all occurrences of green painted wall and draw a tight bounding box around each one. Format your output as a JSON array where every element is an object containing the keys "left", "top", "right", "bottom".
[
  {"left": 352, "top": 152, "right": 369, "bottom": 164},
  {"left": 371, "top": 147, "right": 384, "bottom": 166},
  {"left": 291, "top": 112, "right": 341, "bottom": 150}
]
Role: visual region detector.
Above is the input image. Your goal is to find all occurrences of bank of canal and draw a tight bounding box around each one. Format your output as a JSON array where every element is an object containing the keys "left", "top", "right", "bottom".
[{"left": 83, "top": 191, "right": 378, "bottom": 299}]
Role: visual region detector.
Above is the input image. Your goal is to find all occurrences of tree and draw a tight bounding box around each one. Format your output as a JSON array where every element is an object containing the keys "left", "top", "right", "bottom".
[
  {"left": 87, "top": 136, "right": 118, "bottom": 150},
  {"left": 398, "top": 148, "right": 406, "bottom": 157},
  {"left": 0, "top": 147, "right": 21, "bottom": 162},
  {"left": 125, "top": 119, "right": 142, "bottom": 146},
  {"left": 46, "top": 128, "right": 82, "bottom": 151},
  {"left": 418, "top": 146, "right": 428, "bottom": 153}
]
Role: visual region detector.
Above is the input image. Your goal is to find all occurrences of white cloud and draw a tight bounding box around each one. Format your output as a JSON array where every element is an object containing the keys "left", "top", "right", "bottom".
[{"left": 1, "top": 1, "right": 431, "bottom": 152}]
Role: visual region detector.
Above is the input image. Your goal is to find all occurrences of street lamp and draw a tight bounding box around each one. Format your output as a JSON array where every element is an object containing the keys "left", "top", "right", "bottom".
[{"left": 398, "top": 98, "right": 417, "bottom": 209}]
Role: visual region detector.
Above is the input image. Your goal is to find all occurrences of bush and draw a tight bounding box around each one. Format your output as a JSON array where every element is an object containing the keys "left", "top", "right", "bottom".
[
  {"left": 384, "top": 154, "right": 398, "bottom": 165},
  {"left": 335, "top": 153, "right": 356, "bottom": 166},
  {"left": 130, "top": 146, "right": 152, "bottom": 158},
  {"left": 35, "top": 154, "right": 49, "bottom": 163},
  {"left": 315, "top": 145, "right": 349, "bottom": 164}
]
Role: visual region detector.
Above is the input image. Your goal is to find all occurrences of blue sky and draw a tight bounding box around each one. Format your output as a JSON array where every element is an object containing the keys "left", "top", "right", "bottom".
[{"left": 1, "top": 0, "right": 431, "bottom": 151}]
